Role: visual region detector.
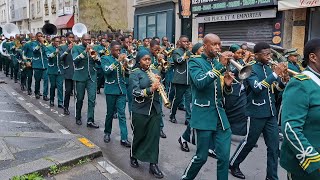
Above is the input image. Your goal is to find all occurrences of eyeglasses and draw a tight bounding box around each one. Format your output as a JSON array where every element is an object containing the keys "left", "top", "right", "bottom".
[{"left": 257, "top": 52, "right": 273, "bottom": 57}]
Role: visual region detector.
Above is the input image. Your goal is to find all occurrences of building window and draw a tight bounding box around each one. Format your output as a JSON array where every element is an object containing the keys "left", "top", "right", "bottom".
[
  {"left": 44, "top": 0, "right": 49, "bottom": 15},
  {"left": 37, "top": 0, "right": 40, "bottom": 14},
  {"left": 51, "top": 0, "right": 56, "bottom": 14},
  {"left": 137, "top": 12, "right": 167, "bottom": 40},
  {"left": 31, "top": 3, "right": 35, "bottom": 19}
]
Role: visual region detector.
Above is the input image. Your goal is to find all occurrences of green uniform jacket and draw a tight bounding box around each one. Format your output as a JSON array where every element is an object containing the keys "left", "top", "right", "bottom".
[
  {"left": 245, "top": 61, "right": 285, "bottom": 118},
  {"left": 101, "top": 55, "right": 126, "bottom": 95},
  {"left": 172, "top": 48, "right": 189, "bottom": 85},
  {"left": 280, "top": 68, "right": 320, "bottom": 175},
  {"left": 72, "top": 45, "right": 99, "bottom": 82},
  {"left": 60, "top": 44, "right": 74, "bottom": 79},
  {"left": 7, "top": 42, "right": 18, "bottom": 65},
  {"left": 288, "top": 61, "right": 303, "bottom": 74},
  {"left": 188, "top": 54, "right": 232, "bottom": 131},
  {"left": 94, "top": 44, "right": 106, "bottom": 69},
  {"left": 31, "top": 41, "right": 48, "bottom": 69},
  {"left": 45, "top": 45, "right": 63, "bottom": 75},
  {"left": 129, "top": 68, "right": 161, "bottom": 116},
  {"left": 22, "top": 41, "right": 33, "bottom": 64}
]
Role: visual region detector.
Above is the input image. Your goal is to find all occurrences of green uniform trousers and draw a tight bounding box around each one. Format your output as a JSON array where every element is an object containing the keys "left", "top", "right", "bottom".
[
  {"left": 75, "top": 80, "right": 96, "bottom": 122},
  {"left": 230, "top": 116, "right": 279, "bottom": 180},
  {"left": 182, "top": 123, "right": 231, "bottom": 180},
  {"left": 5, "top": 57, "right": 10, "bottom": 76},
  {"left": 287, "top": 171, "right": 320, "bottom": 180},
  {"left": 49, "top": 74, "right": 64, "bottom": 105},
  {"left": 34, "top": 68, "right": 48, "bottom": 96},
  {"left": 182, "top": 124, "right": 215, "bottom": 150},
  {"left": 170, "top": 84, "right": 191, "bottom": 121},
  {"left": 104, "top": 95, "right": 128, "bottom": 140},
  {"left": 24, "top": 68, "right": 33, "bottom": 91}
]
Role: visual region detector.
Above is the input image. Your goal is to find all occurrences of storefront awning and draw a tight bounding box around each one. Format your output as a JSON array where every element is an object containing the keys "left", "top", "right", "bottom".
[
  {"left": 55, "top": 15, "right": 74, "bottom": 29},
  {"left": 278, "top": 0, "right": 320, "bottom": 11}
]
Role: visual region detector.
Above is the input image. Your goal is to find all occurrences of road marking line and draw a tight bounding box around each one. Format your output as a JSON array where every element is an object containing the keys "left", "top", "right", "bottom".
[
  {"left": 0, "top": 110, "right": 16, "bottom": 113},
  {"left": 59, "top": 129, "right": 71, "bottom": 134},
  {"left": 0, "top": 120, "right": 28, "bottom": 124},
  {"left": 78, "top": 137, "right": 95, "bottom": 148},
  {"left": 17, "top": 97, "right": 25, "bottom": 101},
  {"left": 58, "top": 114, "right": 65, "bottom": 117},
  {"left": 34, "top": 110, "right": 43, "bottom": 114},
  {"left": 26, "top": 103, "right": 34, "bottom": 107},
  {"left": 98, "top": 161, "right": 118, "bottom": 174},
  {"left": 11, "top": 92, "right": 17, "bottom": 96}
]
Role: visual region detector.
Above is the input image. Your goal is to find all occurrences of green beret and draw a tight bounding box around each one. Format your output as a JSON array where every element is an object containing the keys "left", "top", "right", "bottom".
[
  {"left": 136, "top": 50, "right": 151, "bottom": 64},
  {"left": 192, "top": 43, "right": 203, "bottom": 55},
  {"left": 229, "top": 44, "right": 241, "bottom": 53},
  {"left": 284, "top": 48, "right": 299, "bottom": 57}
]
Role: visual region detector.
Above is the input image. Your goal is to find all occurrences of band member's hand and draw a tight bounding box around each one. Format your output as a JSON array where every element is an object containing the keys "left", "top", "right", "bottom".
[
  {"left": 220, "top": 51, "right": 234, "bottom": 66},
  {"left": 224, "top": 71, "right": 235, "bottom": 87},
  {"left": 243, "top": 50, "right": 251, "bottom": 59},
  {"left": 86, "top": 45, "right": 91, "bottom": 52},
  {"left": 157, "top": 54, "right": 165, "bottom": 60},
  {"left": 151, "top": 81, "right": 160, "bottom": 92},
  {"left": 118, "top": 53, "right": 127, "bottom": 62},
  {"left": 273, "top": 63, "right": 286, "bottom": 76},
  {"left": 68, "top": 43, "right": 73, "bottom": 50}
]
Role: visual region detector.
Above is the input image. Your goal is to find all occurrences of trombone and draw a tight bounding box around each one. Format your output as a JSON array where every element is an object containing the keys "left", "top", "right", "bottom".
[{"left": 270, "top": 48, "right": 299, "bottom": 76}]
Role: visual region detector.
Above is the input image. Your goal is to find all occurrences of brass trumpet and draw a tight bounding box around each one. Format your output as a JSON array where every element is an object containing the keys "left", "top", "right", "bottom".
[
  {"left": 157, "top": 54, "right": 170, "bottom": 70},
  {"left": 268, "top": 59, "right": 298, "bottom": 76},
  {"left": 121, "top": 57, "right": 136, "bottom": 70},
  {"left": 217, "top": 52, "right": 252, "bottom": 80},
  {"left": 146, "top": 69, "right": 171, "bottom": 108}
]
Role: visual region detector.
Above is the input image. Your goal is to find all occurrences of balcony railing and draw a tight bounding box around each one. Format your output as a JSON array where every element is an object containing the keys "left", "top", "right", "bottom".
[{"left": 134, "top": 0, "right": 176, "bottom": 7}]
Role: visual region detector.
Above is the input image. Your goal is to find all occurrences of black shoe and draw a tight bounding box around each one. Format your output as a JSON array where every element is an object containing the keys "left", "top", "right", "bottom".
[
  {"left": 87, "top": 122, "right": 99, "bottom": 128},
  {"left": 113, "top": 114, "right": 117, "bottom": 119},
  {"left": 104, "top": 134, "right": 110, "bottom": 143},
  {"left": 130, "top": 157, "right": 139, "bottom": 168},
  {"left": 21, "top": 86, "right": 25, "bottom": 91},
  {"left": 10, "top": 77, "right": 13, "bottom": 79},
  {"left": 70, "top": 92, "right": 73, "bottom": 96},
  {"left": 149, "top": 163, "right": 164, "bottom": 179},
  {"left": 120, "top": 140, "right": 131, "bottom": 148},
  {"left": 97, "top": 89, "right": 100, "bottom": 94},
  {"left": 160, "top": 130, "right": 167, "bottom": 138},
  {"left": 208, "top": 150, "right": 217, "bottom": 159},
  {"left": 185, "top": 120, "right": 189, "bottom": 126},
  {"left": 76, "top": 119, "right": 82, "bottom": 125},
  {"left": 169, "top": 116, "right": 177, "bottom": 123},
  {"left": 58, "top": 104, "right": 64, "bottom": 109},
  {"left": 39, "top": 93, "right": 43, "bottom": 96},
  {"left": 229, "top": 165, "right": 245, "bottom": 179},
  {"left": 254, "top": 144, "right": 258, "bottom": 148},
  {"left": 64, "top": 108, "right": 70, "bottom": 115},
  {"left": 43, "top": 96, "right": 49, "bottom": 101},
  {"left": 178, "top": 137, "right": 190, "bottom": 152},
  {"left": 35, "top": 94, "right": 40, "bottom": 99},
  {"left": 50, "top": 101, "right": 54, "bottom": 107},
  {"left": 28, "top": 90, "right": 32, "bottom": 95},
  {"left": 14, "top": 80, "right": 17, "bottom": 83}
]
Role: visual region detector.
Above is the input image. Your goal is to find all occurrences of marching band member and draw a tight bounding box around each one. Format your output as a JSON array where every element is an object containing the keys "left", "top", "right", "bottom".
[
  {"left": 60, "top": 32, "right": 75, "bottom": 115},
  {"left": 45, "top": 36, "right": 64, "bottom": 108},
  {"left": 284, "top": 48, "right": 303, "bottom": 73},
  {"left": 169, "top": 35, "right": 191, "bottom": 125},
  {"left": 181, "top": 34, "right": 234, "bottom": 180},
  {"left": 129, "top": 50, "right": 164, "bottom": 179},
  {"left": 224, "top": 44, "right": 248, "bottom": 136},
  {"left": 72, "top": 33, "right": 100, "bottom": 128},
  {"left": 32, "top": 32, "right": 49, "bottom": 101},
  {"left": 22, "top": 34, "right": 35, "bottom": 95},
  {"left": 93, "top": 37, "right": 107, "bottom": 94},
  {"left": 280, "top": 38, "right": 320, "bottom": 180},
  {"left": 101, "top": 41, "right": 131, "bottom": 147},
  {"left": 229, "top": 42, "right": 288, "bottom": 180}
]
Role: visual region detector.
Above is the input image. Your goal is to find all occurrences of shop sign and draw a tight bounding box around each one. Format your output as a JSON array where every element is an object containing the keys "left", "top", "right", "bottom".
[
  {"left": 278, "top": 0, "right": 320, "bottom": 11},
  {"left": 196, "top": 9, "right": 277, "bottom": 23},
  {"left": 191, "top": 0, "right": 276, "bottom": 14}
]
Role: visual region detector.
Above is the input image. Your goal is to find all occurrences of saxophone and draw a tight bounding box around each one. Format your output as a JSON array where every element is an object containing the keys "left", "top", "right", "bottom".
[{"left": 146, "top": 69, "right": 171, "bottom": 108}]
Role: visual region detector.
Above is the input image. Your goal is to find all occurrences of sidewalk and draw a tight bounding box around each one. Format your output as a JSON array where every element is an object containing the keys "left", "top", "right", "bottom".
[{"left": 0, "top": 76, "right": 102, "bottom": 180}]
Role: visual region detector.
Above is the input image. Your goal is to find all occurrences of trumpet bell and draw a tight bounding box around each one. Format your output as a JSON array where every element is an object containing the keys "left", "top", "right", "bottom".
[
  {"left": 238, "top": 65, "right": 252, "bottom": 80},
  {"left": 72, "top": 23, "right": 88, "bottom": 37},
  {"left": 126, "top": 58, "right": 136, "bottom": 68},
  {"left": 3, "top": 23, "right": 20, "bottom": 39}
]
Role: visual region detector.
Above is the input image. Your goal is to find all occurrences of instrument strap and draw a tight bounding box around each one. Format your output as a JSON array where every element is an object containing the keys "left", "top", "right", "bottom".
[{"left": 302, "top": 70, "right": 320, "bottom": 87}]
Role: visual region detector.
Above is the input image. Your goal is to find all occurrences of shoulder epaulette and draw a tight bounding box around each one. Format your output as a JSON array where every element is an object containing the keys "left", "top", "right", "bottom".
[
  {"left": 248, "top": 60, "right": 256, "bottom": 65},
  {"left": 293, "top": 74, "right": 310, "bottom": 81},
  {"left": 190, "top": 55, "right": 201, "bottom": 58}
]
